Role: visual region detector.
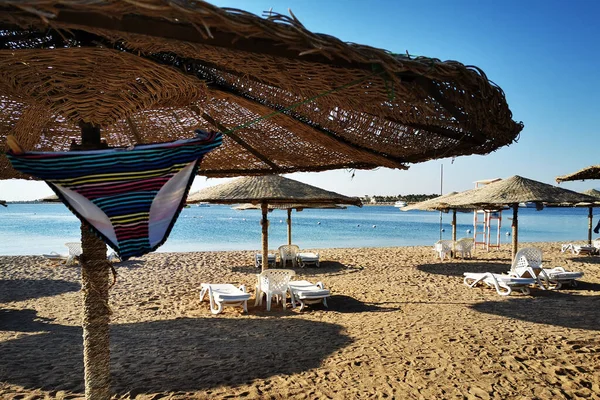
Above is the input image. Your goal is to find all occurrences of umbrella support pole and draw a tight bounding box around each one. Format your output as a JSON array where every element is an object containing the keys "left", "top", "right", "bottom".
[
  {"left": 511, "top": 204, "right": 518, "bottom": 261},
  {"left": 287, "top": 209, "right": 292, "bottom": 245},
  {"left": 261, "top": 203, "right": 269, "bottom": 271},
  {"left": 81, "top": 224, "right": 112, "bottom": 400},
  {"left": 451, "top": 210, "right": 457, "bottom": 256},
  {"left": 76, "top": 122, "right": 112, "bottom": 400},
  {"left": 588, "top": 207, "right": 593, "bottom": 246}
]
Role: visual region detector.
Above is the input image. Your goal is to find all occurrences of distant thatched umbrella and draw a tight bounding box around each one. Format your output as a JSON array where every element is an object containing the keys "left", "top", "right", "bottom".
[
  {"left": 39, "top": 194, "right": 60, "bottom": 203},
  {"left": 556, "top": 165, "right": 600, "bottom": 183},
  {"left": 0, "top": 200, "right": 6, "bottom": 207},
  {"left": 232, "top": 202, "right": 346, "bottom": 245},
  {"left": 188, "top": 175, "right": 361, "bottom": 270},
  {"left": 439, "top": 175, "right": 597, "bottom": 258},
  {"left": 401, "top": 192, "right": 473, "bottom": 241},
  {"left": 576, "top": 189, "right": 600, "bottom": 244}
]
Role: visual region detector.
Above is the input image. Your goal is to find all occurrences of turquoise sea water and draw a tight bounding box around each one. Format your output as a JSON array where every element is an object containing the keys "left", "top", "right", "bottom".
[{"left": 0, "top": 203, "right": 595, "bottom": 255}]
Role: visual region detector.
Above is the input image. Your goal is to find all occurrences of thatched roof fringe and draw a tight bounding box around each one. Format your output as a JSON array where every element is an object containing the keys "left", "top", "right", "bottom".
[
  {"left": 556, "top": 165, "right": 600, "bottom": 183},
  {"left": 0, "top": 1, "right": 524, "bottom": 179}
]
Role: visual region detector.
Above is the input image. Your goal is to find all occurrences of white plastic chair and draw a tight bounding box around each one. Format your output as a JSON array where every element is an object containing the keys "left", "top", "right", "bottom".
[
  {"left": 433, "top": 240, "right": 454, "bottom": 261},
  {"left": 199, "top": 283, "right": 251, "bottom": 315},
  {"left": 278, "top": 245, "right": 299, "bottom": 268},
  {"left": 288, "top": 280, "right": 330, "bottom": 311},
  {"left": 64, "top": 242, "right": 82, "bottom": 266},
  {"left": 255, "top": 269, "right": 295, "bottom": 311},
  {"left": 522, "top": 247, "right": 584, "bottom": 288},
  {"left": 509, "top": 247, "right": 551, "bottom": 290},
  {"left": 454, "top": 237, "right": 474, "bottom": 259}
]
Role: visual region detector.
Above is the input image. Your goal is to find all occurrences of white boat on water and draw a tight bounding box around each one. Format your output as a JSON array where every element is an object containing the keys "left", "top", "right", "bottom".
[
  {"left": 394, "top": 201, "right": 407, "bottom": 208},
  {"left": 518, "top": 202, "right": 537, "bottom": 208}
]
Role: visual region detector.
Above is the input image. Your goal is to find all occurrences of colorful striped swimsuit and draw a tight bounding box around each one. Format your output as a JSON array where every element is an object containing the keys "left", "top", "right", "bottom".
[{"left": 7, "top": 131, "right": 222, "bottom": 260}]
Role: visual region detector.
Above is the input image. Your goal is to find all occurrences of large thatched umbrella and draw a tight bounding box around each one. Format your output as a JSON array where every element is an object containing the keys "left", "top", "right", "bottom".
[
  {"left": 438, "top": 176, "right": 597, "bottom": 259},
  {"left": 0, "top": 2, "right": 523, "bottom": 398},
  {"left": 401, "top": 192, "right": 474, "bottom": 242},
  {"left": 232, "top": 202, "right": 347, "bottom": 246},
  {"left": 556, "top": 165, "right": 600, "bottom": 183},
  {"left": 188, "top": 175, "right": 361, "bottom": 270},
  {"left": 0, "top": 200, "right": 6, "bottom": 207}
]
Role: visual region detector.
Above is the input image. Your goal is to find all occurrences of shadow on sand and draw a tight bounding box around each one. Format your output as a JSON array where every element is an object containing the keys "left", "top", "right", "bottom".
[
  {"left": 0, "top": 309, "right": 351, "bottom": 396},
  {"left": 326, "top": 295, "right": 397, "bottom": 313},
  {"left": 417, "top": 262, "right": 509, "bottom": 277},
  {"left": 231, "top": 261, "right": 361, "bottom": 275},
  {"left": 471, "top": 292, "right": 600, "bottom": 331},
  {"left": 0, "top": 279, "right": 80, "bottom": 303}
]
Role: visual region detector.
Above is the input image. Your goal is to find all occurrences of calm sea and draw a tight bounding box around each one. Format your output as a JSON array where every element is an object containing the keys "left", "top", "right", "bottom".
[{"left": 0, "top": 203, "right": 595, "bottom": 255}]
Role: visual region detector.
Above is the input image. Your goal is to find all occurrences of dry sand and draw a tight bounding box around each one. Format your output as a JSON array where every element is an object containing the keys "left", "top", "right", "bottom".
[{"left": 1, "top": 242, "right": 599, "bottom": 399}]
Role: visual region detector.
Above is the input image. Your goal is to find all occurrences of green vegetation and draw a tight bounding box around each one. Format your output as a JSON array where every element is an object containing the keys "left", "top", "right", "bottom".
[{"left": 361, "top": 194, "right": 439, "bottom": 204}]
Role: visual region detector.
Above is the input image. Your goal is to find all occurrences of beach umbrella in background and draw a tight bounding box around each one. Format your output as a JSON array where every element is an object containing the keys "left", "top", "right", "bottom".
[
  {"left": 39, "top": 195, "right": 60, "bottom": 203},
  {"left": 576, "top": 189, "right": 600, "bottom": 244},
  {"left": 188, "top": 175, "right": 361, "bottom": 271},
  {"left": 0, "top": 2, "right": 524, "bottom": 398},
  {"left": 556, "top": 165, "right": 600, "bottom": 183},
  {"left": 401, "top": 192, "right": 474, "bottom": 242},
  {"left": 556, "top": 168, "right": 600, "bottom": 243},
  {"left": 0, "top": 200, "right": 6, "bottom": 207},
  {"left": 438, "top": 176, "right": 597, "bottom": 259},
  {"left": 232, "top": 203, "right": 347, "bottom": 246}
]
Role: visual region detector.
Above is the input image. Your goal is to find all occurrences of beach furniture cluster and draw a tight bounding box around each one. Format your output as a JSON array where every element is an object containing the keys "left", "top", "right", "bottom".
[
  {"left": 433, "top": 237, "right": 474, "bottom": 261},
  {"left": 560, "top": 239, "right": 600, "bottom": 256},
  {"left": 256, "top": 244, "right": 321, "bottom": 269},
  {"left": 201, "top": 269, "right": 330, "bottom": 314},
  {"left": 464, "top": 247, "right": 584, "bottom": 295}
]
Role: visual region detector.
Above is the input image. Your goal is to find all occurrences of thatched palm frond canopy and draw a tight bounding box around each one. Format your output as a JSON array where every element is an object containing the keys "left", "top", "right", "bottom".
[
  {"left": 0, "top": 0, "right": 523, "bottom": 179},
  {"left": 401, "top": 191, "right": 469, "bottom": 211},
  {"left": 556, "top": 165, "right": 600, "bottom": 183},
  {"left": 582, "top": 189, "right": 600, "bottom": 199},
  {"left": 439, "top": 176, "right": 598, "bottom": 258},
  {"left": 442, "top": 175, "right": 596, "bottom": 208},
  {"left": 188, "top": 175, "right": 362, "bottom": 206},
  {"left": 232, "top": 203, "right": 347, "bottom": 211}
]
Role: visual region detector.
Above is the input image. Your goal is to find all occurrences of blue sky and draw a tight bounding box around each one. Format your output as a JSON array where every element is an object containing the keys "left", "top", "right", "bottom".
[{"left": 1, "top": 0, "right": 599, "bottom": 200}]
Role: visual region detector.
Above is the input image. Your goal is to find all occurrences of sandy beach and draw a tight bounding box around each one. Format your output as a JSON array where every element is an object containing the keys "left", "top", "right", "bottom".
[{"left": 1, "top": 242, "right": 599, "bottom": 399}]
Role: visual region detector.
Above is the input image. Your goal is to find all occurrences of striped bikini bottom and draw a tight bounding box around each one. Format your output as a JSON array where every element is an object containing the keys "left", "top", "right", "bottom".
[{"left": 7, "top": 131, "right": 222, "bottom": 260}]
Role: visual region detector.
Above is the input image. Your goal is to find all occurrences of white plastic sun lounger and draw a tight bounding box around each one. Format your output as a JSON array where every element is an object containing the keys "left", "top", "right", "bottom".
[
  {"left": 42, "top": 251, "right": 69, "bottom": 262},
  {"left": 512, "top": 247, "right": 584, "bottom": 289},
  {"left": 199, "top": 283, "right": 251, "bottom": 315},
  {"left": 463, "top": 272, "right": 536, "bottom": 296},
  {"left": 288, "top": 280, "right": 330, "bottom": 310},
  {"left": 297, "top": 252, "right": 320, "bottom": 268},
  {"left": 255, "top": 253, "right": 277, "bottom": 268},
  {"left": 542, "top": 267, "right": 584, "bottom": 288}
]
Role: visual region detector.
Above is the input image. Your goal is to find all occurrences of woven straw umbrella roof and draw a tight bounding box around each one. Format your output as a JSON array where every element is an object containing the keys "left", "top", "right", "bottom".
[
  {"left": 401, "top": 191, "right": 469, "bottom": 211},
  {"left": 232, "top": 203, "right": 347, "bottom": 210},
  {"left": 1, "top": 0, "right": 523, "bottom": 179},
  {"left": 188, "top": 175, "right": 361, "bottom": 206},
  {"left": 582, "top": 189, "right": 600, "bottom": 199},
  {"left": 0, "top": 200, "right": 6, "bottom": 207},
  {"left": 437, "top": 175, "right": 598, "bottom": 258},
  {"left": 441, "top": 176, "right": 596, "bottom": 208},
  {"left": 556, "top": 166, "right": 600, "bottom": 183}
]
